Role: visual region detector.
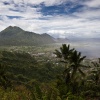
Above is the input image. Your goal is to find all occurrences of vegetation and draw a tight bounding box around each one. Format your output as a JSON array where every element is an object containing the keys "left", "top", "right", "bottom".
[
  {"left": 0, "top": 44, "right": 100, "bottom": 100},
  {"left": 0, "top": 26, "right": 55, "bottom": 46}
]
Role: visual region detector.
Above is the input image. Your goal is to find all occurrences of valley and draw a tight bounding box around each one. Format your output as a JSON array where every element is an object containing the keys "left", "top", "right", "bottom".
[
  {"left": 0, "top": 41, "right": 100, "bottom": 59},
  {"left": 0, "top": 26, "right": 100, "bottom": 100}
]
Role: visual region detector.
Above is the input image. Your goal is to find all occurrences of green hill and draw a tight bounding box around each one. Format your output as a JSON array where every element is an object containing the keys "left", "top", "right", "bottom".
[{"left": 0, "top": 26, "right": 55, "bottom": 46}]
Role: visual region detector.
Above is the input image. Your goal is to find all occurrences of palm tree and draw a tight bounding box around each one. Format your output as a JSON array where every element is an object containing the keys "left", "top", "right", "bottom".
[
  {"left": 63, "top": 50, "right": 86, "bottom": 94},
  {"left": 54, "top": 44, "right": 74, "bottom": 84},
  {"left": 54, "top": 44, "right": 86, "bottom": 83},
  {"left": 69, "top": 50, "right": 86, "bottom": 79},
  {"left": 54, "top": 44, "right": 74, "bottom": 69}
]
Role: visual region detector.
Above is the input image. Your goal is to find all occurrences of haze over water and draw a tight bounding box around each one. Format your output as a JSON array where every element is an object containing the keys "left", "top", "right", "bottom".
[{"left": 69, "top": 41, "right": 100, "bottom": 59}]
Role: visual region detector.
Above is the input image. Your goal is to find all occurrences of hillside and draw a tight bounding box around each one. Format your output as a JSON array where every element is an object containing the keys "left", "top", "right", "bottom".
[{"left": 0, "top": 26, "right": 55, "bottom": 46}]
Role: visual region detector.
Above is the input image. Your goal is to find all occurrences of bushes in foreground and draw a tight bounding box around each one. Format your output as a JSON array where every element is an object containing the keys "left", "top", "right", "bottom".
[{"left": 0, "top": 44, "right": 100, "bottom": 99}]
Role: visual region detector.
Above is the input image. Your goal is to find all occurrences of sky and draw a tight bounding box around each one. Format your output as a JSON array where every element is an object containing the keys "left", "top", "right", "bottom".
[{"left": 0, "top": 0, "right": 100, "bottom": 38}]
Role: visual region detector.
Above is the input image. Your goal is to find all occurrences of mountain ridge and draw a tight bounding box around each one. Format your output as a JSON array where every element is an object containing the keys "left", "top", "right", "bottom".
[{"left": 0, "top": 26, "right": 55, "bottom": 46}]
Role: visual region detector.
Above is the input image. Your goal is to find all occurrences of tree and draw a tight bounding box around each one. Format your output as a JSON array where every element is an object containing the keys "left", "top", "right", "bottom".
[
  {"left": 0, "top": 63, "right": 11, "bottom": 89},
  {"left": 54, "top": 44, "right": 87, "bottom": 96},
  {"left": 69, "top": 50, "right": 86, "bottom": 80},
  {"left": 54, "top": 44, "right": 74, "bottom": 69},
  {"left": 90, "top": 58, "right": 100, "bottom": 85},
  {"left": 54, "top": 44, "right": 86, "bottom": 83}
]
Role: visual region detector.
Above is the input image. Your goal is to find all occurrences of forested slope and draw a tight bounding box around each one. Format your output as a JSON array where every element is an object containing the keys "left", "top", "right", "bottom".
[{"left": 0, "top": 26, "right": 55, "bottom": 46}]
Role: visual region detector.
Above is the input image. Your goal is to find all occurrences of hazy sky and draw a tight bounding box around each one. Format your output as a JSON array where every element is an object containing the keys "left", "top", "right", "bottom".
[{"left": 0, "top": 0, "right": 100, "bottom": 38}]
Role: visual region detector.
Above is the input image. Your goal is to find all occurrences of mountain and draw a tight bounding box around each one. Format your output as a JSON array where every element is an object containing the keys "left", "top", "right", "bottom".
[
  {"left": 0, "top": 26, "right": 55, "bottom": 46},
  {"left": 55, "top": 38, "right": 69, "bottom": 43}
]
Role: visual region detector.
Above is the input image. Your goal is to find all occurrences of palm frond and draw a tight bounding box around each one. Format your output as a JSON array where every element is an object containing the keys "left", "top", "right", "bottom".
[
  {"left": 54, "top": 49, "right": 62, "bottom": 58},
  {"left": 92, "top": 62, "right": 99, "bottom": 68},
  {"left": 80, "top": 64, "right": 89, "bottom": 68},
  {"left": 78, "top": 68, "right": 85, "bottom": 77},
  {"left": 79, "top": 56, "right": 86, "bottom": 63},
  {"left": 60, "top": 60, "right": 68, "bottom": 63}
]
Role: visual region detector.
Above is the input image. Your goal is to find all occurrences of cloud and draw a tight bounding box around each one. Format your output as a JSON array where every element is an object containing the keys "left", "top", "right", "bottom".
[
  {"left": 0, "top": 0, "right": 100, "bottom": 38},
  {"left": 26, "top": 0, "right": 66, "bottom": 6},
  {"left": 46, "top": 14, "right": 100, "bottom": 38},
  {"left": 0, "top": 1, "right": 41, "bottom": 18},
  {"left": 4, "top": 0, "right": 66, "bottom": 7},
  {"left": 84, "top": 0, "right": 100, "bottom": 8}
]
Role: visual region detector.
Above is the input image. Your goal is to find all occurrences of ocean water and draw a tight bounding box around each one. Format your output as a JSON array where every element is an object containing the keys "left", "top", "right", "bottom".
[{"left": 68, "top": 42, "right": 100, "bottom": 59}]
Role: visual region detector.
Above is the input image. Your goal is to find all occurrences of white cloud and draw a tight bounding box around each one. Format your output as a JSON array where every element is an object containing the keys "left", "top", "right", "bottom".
[
  {"left": 46, "top": 14, "right": 100, "bottom": 38},
  {"left": 5, "top": 0, "right": 66, "bottom": 7},
  {"left": 84, "top": 0, "right": 100, "bottom": 8},
  {"left": 0, "top": 0, "right": 100, "bottom": 38},
  {"left": 73, "top": 8, "right": 100, "bottom": 19},
  {"left": 27, "top": 0, "right": 66, "bottom": 6},
  {"left": 0, "top": 1, "right": 42, "bottom": 19}
]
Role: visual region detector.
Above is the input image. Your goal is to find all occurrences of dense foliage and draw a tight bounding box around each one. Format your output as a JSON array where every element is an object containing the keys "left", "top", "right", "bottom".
[{"left": 0, "top": 44, "right": 100, "bottom": 100}]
